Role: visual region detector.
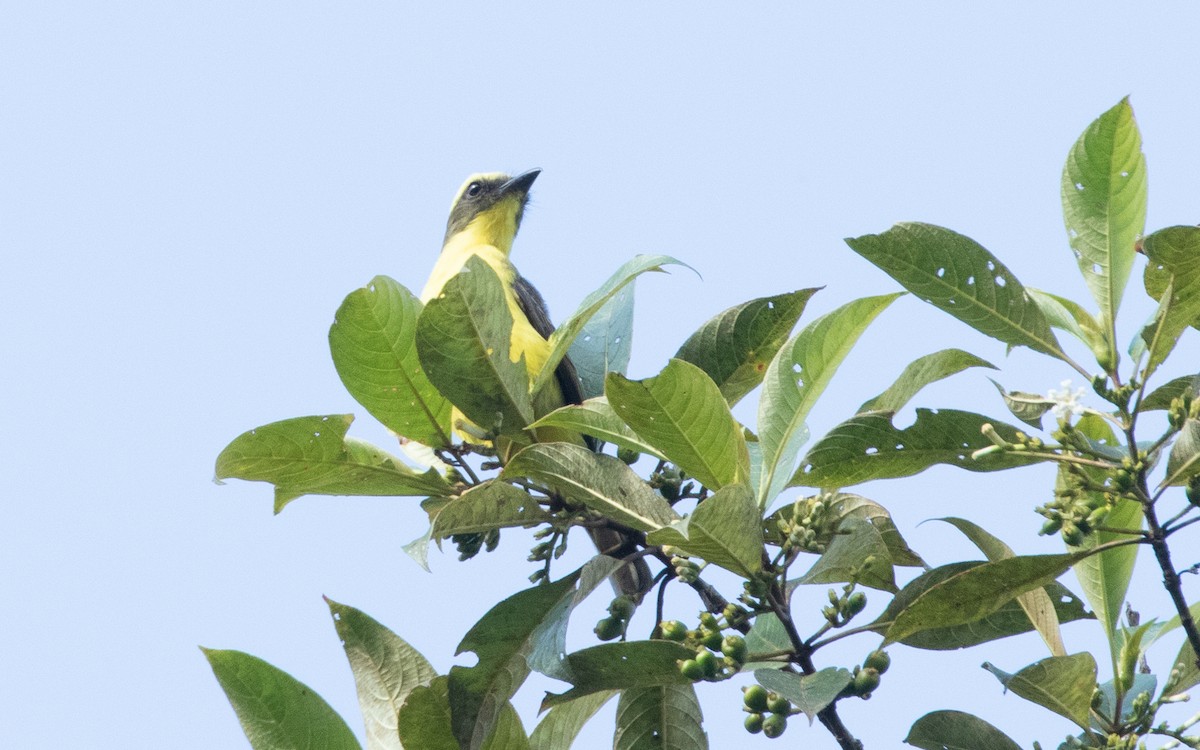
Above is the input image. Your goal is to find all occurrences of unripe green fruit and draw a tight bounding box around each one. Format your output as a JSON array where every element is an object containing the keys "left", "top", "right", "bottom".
[
  {"left": 594, "top": 617, "right": 623, "bottom": 641},
  {"left": 695, "top": 650, "right": 719, "bottom": 678},
  {"left": 609, "top": 596, "right": 637, "bottom": 620},
  {"left": 721, "top": 635, "right": 748, "bottom": 664},
  {"left": 679, "top": 659, "right": 704, "bottom": 681},
  {"left": 846, "top": 591, "right": 867, "bottom": 615},
  {"left": 617, "top": 446, "right": 640, "bottom": 464},
  {"left": 743, "top": 684, "right": 770, "bottom": 712},
  {"left": 1040, "top": 517, "right": 1063, "bottom": 535},
  {"left": 700, "top": 612, "right": 720, "bottom": 630},
  {"left": 766, "top": 692, "right": 790, "bottom": 714},
  {"left": 701, "top": 630, "right": 724, "bottom": 651},
  {"left": 744, "top": 713, "right": 764, "bottom": 734},
  {"left": 864, "top": 649, "right": 891, "bottom": 674},
  {"left": 852, "top": 667, "right": 881, "bottom": 695},
  {"left": 659, "top": 620, "right": 688, "bottom": 641},
  {"left": 762, "top": 713, "right": 787, "bottom": 738}
]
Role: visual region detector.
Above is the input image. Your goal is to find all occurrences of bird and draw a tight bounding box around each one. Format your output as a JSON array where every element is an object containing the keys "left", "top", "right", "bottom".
[{"left": 419, "top": 169, "right": 651, "bottom": 598}]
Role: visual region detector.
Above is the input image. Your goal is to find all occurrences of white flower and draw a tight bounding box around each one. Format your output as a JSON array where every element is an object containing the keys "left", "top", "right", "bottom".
[{"left": 1046, "top": 379, "right": 1086, "bottom": 419}]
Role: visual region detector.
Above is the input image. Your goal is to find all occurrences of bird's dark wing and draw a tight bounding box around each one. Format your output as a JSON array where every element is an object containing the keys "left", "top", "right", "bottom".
[{"left": 513, "top": 273, "right": 586, "bottom": 408}]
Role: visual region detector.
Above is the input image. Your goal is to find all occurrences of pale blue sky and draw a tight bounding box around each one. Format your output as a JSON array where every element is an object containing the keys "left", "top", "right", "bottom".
[{"left": 5, "top": 4, "right": 1200, "bottom": 748}]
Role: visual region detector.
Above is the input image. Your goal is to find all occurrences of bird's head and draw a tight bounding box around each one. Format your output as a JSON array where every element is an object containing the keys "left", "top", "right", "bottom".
[{"left": 443, "top": 169, "right": 540, "bottom": 254}]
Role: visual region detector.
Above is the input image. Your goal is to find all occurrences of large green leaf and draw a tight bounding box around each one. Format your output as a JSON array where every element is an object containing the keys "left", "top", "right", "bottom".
[
  {"left": 541, "top": 641, "right": 696, "bottom": 707},
  {"left": 329, "top": 275, "right": 452, "bottom": 446},
  {"left": 982, "top": 653, "right": 1097, "bottom": 729},
  {"left": 795, "top": 409, "right": 1039, "bottom": 487},
  {"left": 905, "top": 710, "right": 1022, "bottom": 750},
  {"left": 607, "top": 359, "right": 750, "bottom": 490},
  {"left": 675, "top": 288, "right": 820, "bottom": 407},
  {"left": 325, "top": 599, "right": 436, "bottom": 750},
  {"left": 568, "top": 282, "right": 635, "bottom": 400},
  {"left": 869, "top": 562, "right": 1091, "bottom": 650},
  {"left": 936, "top": 518, "right": 1064, "bottom": 656},
  {"left": 396, "top": 677, "right": 528, "bottom": 750},
  {"left": 753, "top": 668, "right": 852, "bottom": 723},
  {"left": 525, "top": 557, "right": 627, "bottom": 683},
  {"left": 1062, "top": 97, "right": 1146, "bottom": 335},
  {"left": 503, "top": 443, "right": 679, "bottom": 532},
  {"left": 529, "top": 398, "right": 667, "bottom": 461},
  {"left": 203, "top": 648, "right": 361, "bottom": 750},
  {"left": 1065, "top": 414, "right": 1142, "bottom": 642},
  {"left": 1140, "top": 226, "right": 1200, "bottom": 376},
  {"left": 449, "top": 573, "right": 581, "bottom": 750},
  {"left": 742, "top": 613, "right": 792, "bottom": 670},
  {"left": 846, "top": 223, "right": 1067, "bottom": 360},
  {"left": 529, "top": 692, "right": 616, "bottom": 750},
  {"left": 613, "top": 684, "right": 708, "bottom": 750},
  {"left": 533, "top": 255, "right": 693, "bottom": 394},
  {"left": 646, "top": 483, "right": 763, "bottom": 578},
  {"left": 756, "top": 293, "right": 902, "bottom": 506},
  {"left": 883, "top": 552, "right": 1092, "bottom": 646},
  {"left": 416, "top": 255, "right": 533, "bottom": 436},
  {"left": 214, "top": 415, "right": 451, "bottom": 512},
  {"left": 1027, "top": 288, "right": 1108, "bottom": 362},
  {"left": 1141, "top": 373, "right": 1200, "bottom": 412},
  {"left": 796, "top": 516, "right": 896, "bottom": 592},
  {"left": 859, "top": 348, "right": 996, "bottom": 414},
  {"left": 428, "top": 481, "right": 552, "bottom": 542}
]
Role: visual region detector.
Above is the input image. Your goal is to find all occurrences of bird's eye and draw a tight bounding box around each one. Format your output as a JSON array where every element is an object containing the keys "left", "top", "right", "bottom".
[{"left": 465, "top": 181, "right": 483, "bottom": 198}]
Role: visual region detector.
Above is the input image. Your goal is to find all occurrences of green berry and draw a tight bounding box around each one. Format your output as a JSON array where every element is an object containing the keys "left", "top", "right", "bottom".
[
  {"left": 695, "top": 650, "right": 719, "bottom": 678},
  {"left": 766, "top": 692, "right": 790, "bottom": 714},
  {"left": 594, "top": 617, "right": 622, "bottom": 641},
  {"left": 680, "top": 659, "right": 704, "bottom": 681},
  {"left": 701, "top": 630, "right": 724, "bottom": 651},
  {"left": 659, "top": 620, "right": 688, "bottom": 641},
  {"left": 700, "top": 612, "right": 720, "bottom": 631},
  {"left": 864, "top": 649, "right": 891, "bottom": 674},
  {"left": 721, "top": 635, "right": 747, "bottom": 663},
  {"left": 852, "top": 667, "right": 881, "bottom": 696},
  {"left": 617, "top": 446, "right": 640, "bottom": 464},
  {"left": 744, "top": 713, "right": 764, "bottom": 734},
  {"left": 743, "top": 684, "right": 770, "bottom": 712},
  {"left": 846, "top": 591, "right": 867, "bottom": 616},
  {"left": 609, "top": 596, "right": 637, "bottom": 620},
  {"left": 762, "top": 713, "right": 787, "bottom": 738}
]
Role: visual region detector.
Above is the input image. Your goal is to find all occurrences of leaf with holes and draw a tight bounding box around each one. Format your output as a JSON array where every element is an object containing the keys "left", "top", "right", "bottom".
[
  {"left": 756, "top": 293, "right": 902, "bottom": 506},
  {"left": 613, "top": 684, "right": 708, "bottom": 750},
  {"left": 675, "top": 288, "right": 820, "bottom": 407},
  {"left": 1062, "top": 97, "right": 1146, "bottom": 333},
  {"left": 795, "top": 409, "right": 1039, "bottom": 487},
  {"left": 846, "top": 223, "right": 1067, "bottom": 360}
]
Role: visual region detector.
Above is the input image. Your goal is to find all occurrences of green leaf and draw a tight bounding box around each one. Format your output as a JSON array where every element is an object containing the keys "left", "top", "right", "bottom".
[
  {"left": 870, "top": 561, "right": 1090, "bottom": 650},
  {"left": 525, "top": 557, "right": 628, "bottom": 683},
  {"left": 533, "top": 255, "right": 694, "bottom": 394},
  {"left": 503, "top": 443, "right": 679, "bottom": 532},
  {"left": 1165, "top": 640, "right": 1200, "bottom": 695},
  {"left": 329, "top": 275, "right": 452, "bottom": 447},
  {"left": 1027, "top": 288, "right": 1108, "bottom": 358},
  {"left": 1095, "top": 673, "right": 1157, "bottom": 725},
  {"left": 982, "top": 653, "right": 1097, "bottom": 729},
  {"left": 529, "top": 692, "right": 616, "bottom": 750},
  {"left": 1140, "top": 226, "right": 1200, "bottom": 375},
  {"left": 428, "top": 481, "right": 552, "bottom": 542},
  {"left": 541, "top": 641, "right": 697, "bottom": 707},
  {"left": 936, "top": 518, "right": 1065, "bottom": 656},
  {"left": 607, "top": 359, "right": 750, "bottom": 490},
  {"left": 202, "top": 648, "right": 361, "bottom": 750},
  {"left": 1141, "top": 373, "right": 1200, "bottom": 411},
  {"left": 846, "top": 223, "right": 1067, "bottom": 360},
  {"left": 1164, "top": 418, "right": 1200, "bottom": 487},
  {"left": 396, "top": 676, "right": 457, "bottom": 750},
  {"left": 1062, "top": 97, "right": 1147, "bottom": 335},
  {"left": 796, "top": 516, "right": 896, "bottom": 592},
  {"left": 883, "top": 552, "right": 1091, "bottom": 646},
  {"left": 1063, "top": 414, "right": 1142, "bottom": 643},
  {"left": 529, "top": 398, "right": 667, "bottom": 461},
  {"left": 860, "top": 349, "right": 996, "bottom": 414},
  {"left": 753, "top": 668, "right": 853, "bottom": 723},
  {"left": 568, "top": 282, "right": 635, "bottom": 400},
  {"left": 675, "top": 288, "right": 820, "bottom": 407},
  {"left": 449, "top": 573, "right": 581, "bottom": 750},
  {"left": 325, "top": 599, "right": 436, "bottom": 750},
  {"left": 905, "top": 710, "right": 1022, "bottom": 750},
  {"left": 765, "top": 493, "right": 924, "bottom": 568},
  {"left": 989, "top": 379, "right": 1055, "bottom": 430},
  {"left": 646, "top": 483, "right": 763, "bottom": 578},
  {"left": 613, "top": 684, "right": 708, "bottom": 750},
  {"left": 214, "top": 415, "right": 452, "bottom": 512},
  {"left": 796, "top": 410, "right": 1039, "bottom": 487},
  {"left": 416, "top": 255, "right": 534, "bottom": 437},
  {"left": 742, "top": 613, "right": 792, "bottom": 670},
  {"left": 757, "top": 293, "right": 902, "bottom": 506}
]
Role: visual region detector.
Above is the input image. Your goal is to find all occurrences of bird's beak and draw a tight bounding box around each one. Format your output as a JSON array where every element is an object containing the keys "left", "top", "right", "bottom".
[{"left": 501, "top": 169, "right": 541, "bottom": 196}]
